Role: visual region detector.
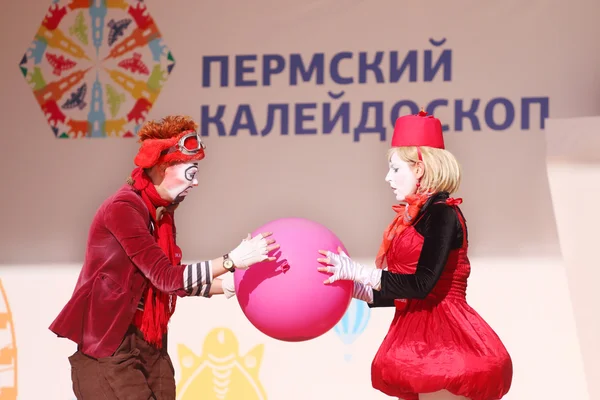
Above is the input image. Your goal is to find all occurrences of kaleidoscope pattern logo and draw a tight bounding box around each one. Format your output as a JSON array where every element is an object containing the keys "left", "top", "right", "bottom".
[{"left": 19, "top": 0, "right": 176, "bottom": 138}]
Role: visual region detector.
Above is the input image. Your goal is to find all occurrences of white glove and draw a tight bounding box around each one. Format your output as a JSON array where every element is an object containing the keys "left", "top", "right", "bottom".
[
  {"left": 317, "top": 248, "right": 382, "bottom": 290},
  {"left": 229, "top": 232, "right": 276, "bottom": 270},
  {"left": 221, "top": 273, "right": 236, "bottom": 299},
  {"left": 353, "top": 282, "right": 374, "bottom": 303}
]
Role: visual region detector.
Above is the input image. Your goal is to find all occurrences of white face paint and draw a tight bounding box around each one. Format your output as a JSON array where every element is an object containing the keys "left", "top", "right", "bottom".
[
  {"left": 385, "top": 152, "right": 417, "bottom": 202},
  {"left": 161, "top": 162, "right": 199, "bottom": 203}
]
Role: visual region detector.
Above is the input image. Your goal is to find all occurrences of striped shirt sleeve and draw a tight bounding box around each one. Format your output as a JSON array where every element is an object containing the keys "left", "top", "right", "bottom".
[{"left": 183, "top": 260, "right": 213, "bottom": 297}]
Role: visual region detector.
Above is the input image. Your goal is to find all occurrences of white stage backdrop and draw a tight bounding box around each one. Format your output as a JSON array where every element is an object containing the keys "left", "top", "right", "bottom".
[{"left": 0, "top": 0, "right": 599, "bottom": 398}]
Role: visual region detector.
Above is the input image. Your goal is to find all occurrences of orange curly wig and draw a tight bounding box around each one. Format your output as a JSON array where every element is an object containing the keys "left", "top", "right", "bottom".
[
  {"left": 134, "top": 115, "right": 206, "bottom": 168},
  {"left": 137, "top": 115, "right": 198, "bottom": 142}
]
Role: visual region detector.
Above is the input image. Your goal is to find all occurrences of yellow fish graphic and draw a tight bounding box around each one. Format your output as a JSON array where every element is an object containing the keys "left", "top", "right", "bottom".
[{"left": 176, "top": 327, "right": 267, "bottom": 400}]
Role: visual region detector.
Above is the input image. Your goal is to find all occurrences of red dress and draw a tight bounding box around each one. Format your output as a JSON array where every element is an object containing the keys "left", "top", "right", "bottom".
[{"left": 370, "top": 197, "right": 513, "bottom": 400}]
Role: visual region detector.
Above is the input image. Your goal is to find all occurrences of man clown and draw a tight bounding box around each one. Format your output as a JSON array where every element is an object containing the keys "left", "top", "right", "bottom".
[{"left": 49, "top": 115, "right": 278, "bottom": 399}]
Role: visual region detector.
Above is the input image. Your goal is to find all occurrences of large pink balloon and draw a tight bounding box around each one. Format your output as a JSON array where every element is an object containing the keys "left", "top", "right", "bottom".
[{"left": 234, "top": 217, "right": 353, "bottom": 342}]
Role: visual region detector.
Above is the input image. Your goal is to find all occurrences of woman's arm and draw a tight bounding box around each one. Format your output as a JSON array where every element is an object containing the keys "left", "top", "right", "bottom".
[
  {"left": 376, "top": 204, "right": 459, "bottom": 300},
  {"left": 369, "top": 289, "right": 397, "bottom": 307},
  {"left": 352, "top": 282, "right": 396, "bottom": 307},
  {"left": 318, "top": 204, "right": 461, "bottom": 303}
]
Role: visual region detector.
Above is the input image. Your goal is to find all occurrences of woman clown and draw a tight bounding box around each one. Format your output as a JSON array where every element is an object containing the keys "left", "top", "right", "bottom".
[{"left": 318, "top": 111, "right": 513, "bottom": 400}]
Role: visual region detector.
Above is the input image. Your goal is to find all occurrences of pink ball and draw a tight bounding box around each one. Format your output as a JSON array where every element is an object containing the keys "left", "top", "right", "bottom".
[{"left": 234, "top": 217, "right": 353, "bottom": 342}]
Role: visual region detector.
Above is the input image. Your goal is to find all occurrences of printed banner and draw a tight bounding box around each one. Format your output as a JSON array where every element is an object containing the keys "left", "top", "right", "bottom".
[{"left": 197, "top": 44, "right": 550, "bottom": 141}]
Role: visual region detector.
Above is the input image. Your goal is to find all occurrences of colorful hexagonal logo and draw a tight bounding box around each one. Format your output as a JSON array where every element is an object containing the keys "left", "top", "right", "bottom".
[{"left": 18, "top": 0, "right": 176, "bottom": 139}]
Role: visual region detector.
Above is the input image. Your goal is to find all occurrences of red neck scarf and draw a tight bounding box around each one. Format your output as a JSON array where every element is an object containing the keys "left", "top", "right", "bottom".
[
  {"left": 375, "top": 192, "right": 432, "bottom": 269},
  {"left": 128, "top": 167, "right": 178, "bottom": 348}
]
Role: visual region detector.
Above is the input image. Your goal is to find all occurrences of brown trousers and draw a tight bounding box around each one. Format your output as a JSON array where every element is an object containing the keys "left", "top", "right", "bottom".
[{"left": 69, "top": 326, "right": 176, "bottom": 400}]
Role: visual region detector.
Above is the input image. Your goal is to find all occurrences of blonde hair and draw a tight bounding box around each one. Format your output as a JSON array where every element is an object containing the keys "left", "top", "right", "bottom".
[{"left": 387, "top": 146, "right": 462, "bottom": 194}]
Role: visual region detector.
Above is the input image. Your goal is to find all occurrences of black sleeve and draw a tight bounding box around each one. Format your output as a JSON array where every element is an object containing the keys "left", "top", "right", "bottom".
[
  {"left": 367, "top": 290, "right": 397, "bottom": 308},
  {"left": 376, "top": 204, "right": 459, "bottom": 300}
]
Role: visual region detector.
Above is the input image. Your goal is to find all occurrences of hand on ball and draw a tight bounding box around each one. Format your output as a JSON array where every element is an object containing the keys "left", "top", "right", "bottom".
[
  {"left": 229, "top": 232, "right": 280, "bottom": 269},
  {"left": 317, "top": 247, "right": 382, "bottom": 290}
]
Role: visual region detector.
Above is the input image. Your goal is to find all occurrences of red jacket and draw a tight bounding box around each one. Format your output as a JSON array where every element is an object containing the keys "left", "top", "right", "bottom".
[{"left": 49, "top": 184, "right": 189, "bottom": 358}]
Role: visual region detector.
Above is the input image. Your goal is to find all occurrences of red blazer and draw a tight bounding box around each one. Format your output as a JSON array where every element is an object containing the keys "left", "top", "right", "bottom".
[{"left": 49, "top": 184, "right": 188, "bottom": 358}]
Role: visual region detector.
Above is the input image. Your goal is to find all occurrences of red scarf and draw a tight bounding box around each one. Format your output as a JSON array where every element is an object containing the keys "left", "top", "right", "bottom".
[
  {"left": 128, "top": 167, "right": 178, "bottom": 348},
  {"left": 375, "top": 192, "right": 432, "bottom": 269}
]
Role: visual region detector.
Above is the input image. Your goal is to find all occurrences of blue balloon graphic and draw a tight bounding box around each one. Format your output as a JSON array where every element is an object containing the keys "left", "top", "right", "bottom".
[{"left": 334, "top": 298, "right": 371, "bottom": 361}]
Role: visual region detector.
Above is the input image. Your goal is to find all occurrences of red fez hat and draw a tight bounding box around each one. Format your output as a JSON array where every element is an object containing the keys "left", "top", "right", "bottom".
[{"left": 391, "top": 110, "right": 445, "bottom": 149}]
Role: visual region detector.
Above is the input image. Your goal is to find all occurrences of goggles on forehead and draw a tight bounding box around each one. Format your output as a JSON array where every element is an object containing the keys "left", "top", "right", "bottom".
[{"left": 162, "top": 131, "right": 206, "bottom": 156}]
